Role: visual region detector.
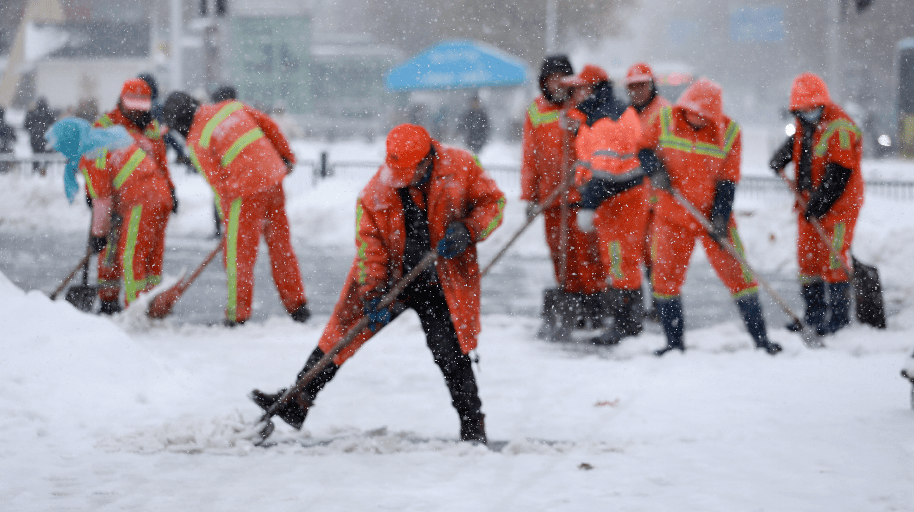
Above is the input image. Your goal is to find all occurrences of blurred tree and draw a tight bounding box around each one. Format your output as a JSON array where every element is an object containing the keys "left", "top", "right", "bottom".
[{"left": 358, "top": 0, "right": 632, "bottom": 64}]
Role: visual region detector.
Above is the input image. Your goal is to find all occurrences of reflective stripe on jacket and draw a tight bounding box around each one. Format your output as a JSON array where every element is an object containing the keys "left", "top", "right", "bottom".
[{"left": 187, "top": 100, "right": 295, "bottom": 199}]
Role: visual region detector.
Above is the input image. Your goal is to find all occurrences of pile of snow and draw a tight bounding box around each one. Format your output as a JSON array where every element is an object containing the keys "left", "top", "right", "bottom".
[{"left": 1, "top": 137, "right": 913, "bottom": 509}]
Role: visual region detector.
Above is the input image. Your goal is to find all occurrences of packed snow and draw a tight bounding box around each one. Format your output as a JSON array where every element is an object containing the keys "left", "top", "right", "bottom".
[{"left": 1, "top": 134, "right": 913, "bottom": 510}]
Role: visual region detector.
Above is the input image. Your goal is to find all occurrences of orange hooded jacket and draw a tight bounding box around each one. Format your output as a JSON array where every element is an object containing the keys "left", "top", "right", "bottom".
[
  {"left": 186, "top": 100, "right": 296, "bottom": 200},
  {"left": 788, "top": 73, "right": 864, "bottom": 219},
  {"left": 642, "top": 79, "right": 741, "bottom": 229},
  {"left": 95, "top": 107, "right": 173, "bottom": 192},
  {"left": 318, "top": 143, "right": 506, "bottom": 365}
]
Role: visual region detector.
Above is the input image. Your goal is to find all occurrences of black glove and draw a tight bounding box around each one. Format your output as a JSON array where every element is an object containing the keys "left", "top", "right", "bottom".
[
  {"left": 769, "top": 135, "right": 794, "bottom": 175},
  {"left": 170, "top": 188, "right": 178, "bottom": 214},
  {"left": 805, "top": 163, "right": 852, "bottom": 221},
  {"left": 638, "top": 149, "right": 672, "bottom": 192},
  {"left": 88, "top": 235, "right": 107, "bottom": 254},
  {"left": 709, "top": 180, "right": 735, "bottom": 243},
  {"left": 436, "top": 221, "right": 472, "bottom": 259}
]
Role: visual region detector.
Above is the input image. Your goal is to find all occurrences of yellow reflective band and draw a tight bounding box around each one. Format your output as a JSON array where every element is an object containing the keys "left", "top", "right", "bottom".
[
  {"left": 97, "top": 115, "right": 113, "bottom": 128},
  {"left": 814, "top": 119, "right": 862, "bottom": 156},
  {"left": 144, "top": 120, "right": 163, "bottom": 140},
  {"left": 658, "top": 107, "right": 729, "bottom": 160},
  {"left": 478, "top": 196, "right": 506, "bottom": 241},
  {"left": 722, "top": 121, "right": 740, "bottom": 153},
  {"left": 732, "top": 287, "right": 759, "bottom": 300},
  {"left": 830, "top": 222, "right": 846, "bottom": 269},
  {"left": 122, "top": 205, "right": 143, "bottom": 304},
  {"left": 355, "top": 201, "right": 369, "bottom": 285},
  {"left": 113, "top": 148, "right": 146, "bottom": 190},
  {"left": 528, "top": 102, "right": 560, "bottom": 128},
  {"left": 220, "top": 127, "right": 264, "bottom": 168},
  {"left": 226, "top": 198, "right": 242, "bottom": 322},
  {"left": 80, "top": 164, "right": 97, "bottom": 199},
  {"left": 608, "top": 241, "right": 624, "bottom": 280},
  {"left": 200, "top": 101, "right": 244, "bottom": 149}
]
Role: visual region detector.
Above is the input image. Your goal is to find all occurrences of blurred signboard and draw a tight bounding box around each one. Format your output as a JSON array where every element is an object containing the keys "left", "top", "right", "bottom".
[
  {"left": 229, "top": 16, "right": 310, "bottom": 114},
  {"left": 730, "top": 7, "right": 785, "bottom": 43}
]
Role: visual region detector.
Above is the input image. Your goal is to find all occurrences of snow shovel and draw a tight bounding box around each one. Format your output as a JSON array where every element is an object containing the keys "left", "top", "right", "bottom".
[
  {"left": 64, "top": 257, "right": 98, "bottom": 312},
  {"left": 667, "top": 186, "right": 822, "bottom": 348},
  {"left": 252, "top": 251, "right": 439, "bottom": 445},
  {"left": 146, "top": 238, "right": 224, "bottom": 319},
  {"left": 775, "top": 174, "right": 886, "bottom": 329},
  {"left": 49, "top": 251, "right": 93, "bottom": 301}
]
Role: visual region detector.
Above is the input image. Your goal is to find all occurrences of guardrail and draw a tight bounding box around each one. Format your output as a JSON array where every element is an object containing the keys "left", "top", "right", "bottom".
[{"left": 4, "top": 152, "right": 912, "bottom": 200}]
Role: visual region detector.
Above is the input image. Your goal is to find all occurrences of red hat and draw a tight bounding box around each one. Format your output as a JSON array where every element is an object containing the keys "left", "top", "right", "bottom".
[
  {"left": 120, "top": 78, "right": 152, "bottom": 111},
  {"left": 625, "top": 62, "right": 655, "bottom": 85},
  {"left": 789, "top": 72, "right": 831, "bottom": 111},
  {"left": 382, "top": 124, "right": 432, "bottom": 187}
]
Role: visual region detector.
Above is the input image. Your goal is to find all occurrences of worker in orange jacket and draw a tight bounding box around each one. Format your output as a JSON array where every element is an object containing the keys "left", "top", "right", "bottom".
[
  {"left": 640, "top": 79, "right": 781, "bottom": 356},
  {"left": 568, "top": 65, "right": 649, "bottom": 346},
  {"left": 625, "top": 62, "right": 671, "bottom": 320},
  {"left": 90, "top": 78, "right": 176, "bottom": 314},
  {"left": 521, "top": 55, "right": 607, "bottom": 338},
  {"left": 162, "top": 92, "right": 309, "bottom": 326},
  {"left": 769, "top": 72, "right": 864, "bottom": 336},
  {"left": 251, "top": 124, "right": 505, "bottom": 444}
]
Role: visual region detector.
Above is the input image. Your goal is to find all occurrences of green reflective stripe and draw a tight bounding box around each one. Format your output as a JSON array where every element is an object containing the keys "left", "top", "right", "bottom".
[
  {"left": 122, "top": 205, "right": 143, "bottom": 304},
  {"left": 608, "top": 241, "right": 624, "bottom": 280},
  {"left": 830, "top": 222, "right": 846, "bottom": 269},
  {"left": 729, "top": 227, "right": 755, "bottom": 283},
  {"left": 113, "top": 148, "right": 146, "bottom": 190},
  {"left": 722, "top": 121, "right": 740, "bottom": 153},
  {"left": 653, "top": 292, "right": 679, "bottom": 300},
  {"left": 220, "top": 127, "right": 264, "bottom": 168},
  {"left": 80, "top": 166, "right": 98, "bottom": 199},
  {"left": 144, "top": 120, "right": 163, "bottom": 140},
  {"left": 814, "top": 119, "right": 862, "bottom": 156},
  {"left": 732, "top": 286, "right": 759, "bottom": 300},
  {"left": 147, "top": 275, "right": 161, "bottom": 287},
  {"left": 97, "top": 115, "right": 113, "bottom": 128},
  {"left": 478, "top": 196, "right": 506, "bottom": 241},
  {"left": 200, "top": 101, "right": 244, "bottom": 149},
  {"left": 225, "top": 198, "right": 242, "bottom": 322},
  {"left": 187, "top": 146, "right": 207, "bottom": 179},
  {"left": 527, "top": 102, "right": 560, "bottom": 128},
  {"left": 658, "top": 107, "right": 729, "bottom": 160},
  {"left": 355, "top": 202, "right": 369, "bottom": 285},
  {"left": 799, "top": 274, "right": 820, "bottom": 285}
]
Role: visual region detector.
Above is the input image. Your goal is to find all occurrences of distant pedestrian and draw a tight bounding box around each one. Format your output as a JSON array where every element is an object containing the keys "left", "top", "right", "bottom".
[
  {"left": 458, "top": 94, "right": 490, "bottom": 154},
  {"left": 0, "top": 107, "right": 16, "bottom": 173},
  {"left": 24, "top": 98, "right": 56, "bottom": 174}
]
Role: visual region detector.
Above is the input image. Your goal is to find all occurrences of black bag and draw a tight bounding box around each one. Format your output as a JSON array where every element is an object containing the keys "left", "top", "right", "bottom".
[{"left": 853, "top": 257, "right": 886, "bottom": 329}]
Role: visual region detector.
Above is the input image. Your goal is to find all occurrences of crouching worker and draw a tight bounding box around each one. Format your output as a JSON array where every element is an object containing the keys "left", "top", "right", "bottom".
[
  {"left": 251, "top": 124, "right": 506, "bottom": 444},
  {"left": 47, "top": 117, "right": 172, "bottom": 307}
]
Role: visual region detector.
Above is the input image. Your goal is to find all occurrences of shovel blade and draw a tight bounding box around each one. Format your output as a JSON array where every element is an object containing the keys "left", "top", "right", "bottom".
[
  {"left": 146, "top": 285, "right": 183, "bottom": 319},
  {"left": 253, "top": 419, "right": 275, "bottom": 446},
  {"left": 65, "top": 285, "right": 97, "bottom": 312}
]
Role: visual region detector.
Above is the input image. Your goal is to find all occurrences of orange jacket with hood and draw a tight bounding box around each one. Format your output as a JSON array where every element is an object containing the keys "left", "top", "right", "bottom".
[
  {"left": 186, "top": 100, "right": 296, "bottom": 200},
  {"left": 95, "top": 107, "right": 174, "bottom": 192},
  {"left": 642, "top": 79, "right": 741, "bottom": 229},
  {"left": 787, "top": 73, "right": 864, "bottom": 219},
  {"left": 521, "top": 96, "right": 578, "bottom": 207},
  {"left": 318, "top": 143, "right": 506, "bottom": 365}
]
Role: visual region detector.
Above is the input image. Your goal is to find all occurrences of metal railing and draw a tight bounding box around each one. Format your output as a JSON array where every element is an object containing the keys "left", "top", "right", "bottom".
[{"left": 4, "top": 152, "right": 913, "bottom": 201}]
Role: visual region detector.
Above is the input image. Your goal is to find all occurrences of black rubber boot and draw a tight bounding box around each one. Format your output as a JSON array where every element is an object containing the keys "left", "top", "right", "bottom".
[
  {"left": 654, "top": 296, "right": 685, "bottom": 356},
  {"left": 552, "top": 291, "right": 582, "bottom": 342},
  {"left": 787, "top": 281, "right": 826, "bottom": 332},
  {"left": 250, "top": 347, "right": 339, "bottom": 430},
  {"left": 290, "top": 303, "right": 311, "bottom": 323},
  {"left": 536, "top": 288, "right": 559, "bottom": 339},
  {"left": 580, "top": 292, "right": 607, "bottom": 329},
  {"left": 591, "top": 288, "right": 643, "bottom": 346},
  {"left": 736, "top": 293, "right": 781, "bottom": 355},
  {"left": 459, "top": 413, "right": 487, "bottom": 444},
  {"left": 818, "top": 282, "right": 851, "bottom": 335},
  {"left": 99, "top": 299, "right": 122, "bottom": 315}
]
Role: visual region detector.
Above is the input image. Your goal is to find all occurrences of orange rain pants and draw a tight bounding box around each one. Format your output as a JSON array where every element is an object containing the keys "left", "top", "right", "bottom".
[{"left": 543, "top": 206, "right": 607, "bottom": 294}]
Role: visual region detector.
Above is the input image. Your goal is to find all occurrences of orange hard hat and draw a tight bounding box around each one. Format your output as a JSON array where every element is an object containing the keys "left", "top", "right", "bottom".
[
  {"left": 120, "top": 78, "right": 152, "bottom": 111},
  {"left": 383, "top": 124, "right": 432, "bottom": 187},
  {"left": 625, "top": 62, "right": 655, "bottom": 85},
  {"left": 789, "top": 72, "right": 831, "bottom": 111},
  {"left": 561, "top": 64, "right": 609, "bottom": 88}
]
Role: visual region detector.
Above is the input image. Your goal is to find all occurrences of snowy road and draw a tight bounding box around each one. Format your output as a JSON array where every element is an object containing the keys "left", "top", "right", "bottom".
[{"left": 0, "top": 227, "right": 824, "bottom": 335}]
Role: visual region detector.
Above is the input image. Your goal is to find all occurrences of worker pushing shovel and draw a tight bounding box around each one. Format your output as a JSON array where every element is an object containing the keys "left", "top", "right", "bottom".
[{"left": 248, "top": 124, "right": 506, "bottom": 446}]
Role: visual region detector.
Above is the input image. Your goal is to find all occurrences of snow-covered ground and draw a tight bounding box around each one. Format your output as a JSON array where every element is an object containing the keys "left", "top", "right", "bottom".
[{"left": 1, "top": 136, "right": 913, "bottom": 510}]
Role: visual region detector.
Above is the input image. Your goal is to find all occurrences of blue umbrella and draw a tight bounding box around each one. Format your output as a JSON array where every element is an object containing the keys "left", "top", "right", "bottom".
[{"left": 386, "top": 40, "right": 528, "bottom": 92}]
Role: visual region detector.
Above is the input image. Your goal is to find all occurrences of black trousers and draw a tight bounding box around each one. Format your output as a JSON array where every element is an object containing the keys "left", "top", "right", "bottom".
[{"left": 393, "top": 280, "right": 484, "bottom": 422}]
